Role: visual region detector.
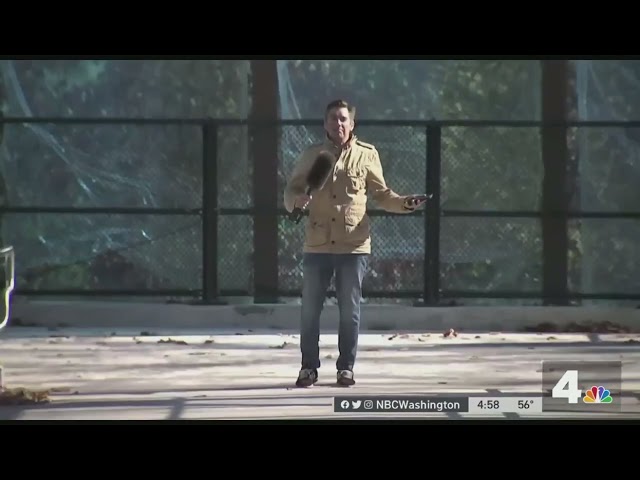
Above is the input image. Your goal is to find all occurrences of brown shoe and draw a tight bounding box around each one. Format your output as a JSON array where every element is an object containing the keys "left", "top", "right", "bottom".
[
  {"left": 337, "top": 370, "right": 355, "bottom": 386},
  {"left": 296, "top": 368, "right": 318, "bottom": 387}
]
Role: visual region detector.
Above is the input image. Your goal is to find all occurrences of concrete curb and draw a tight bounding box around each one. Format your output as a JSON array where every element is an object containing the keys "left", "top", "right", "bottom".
[{"left": 9, "top": 301, "right": 640, "bottom": 332}]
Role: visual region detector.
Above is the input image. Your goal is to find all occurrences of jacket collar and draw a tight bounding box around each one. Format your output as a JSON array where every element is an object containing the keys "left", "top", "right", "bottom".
[{"left": 323, "top": 133, "right": 356, "bottom": 151}]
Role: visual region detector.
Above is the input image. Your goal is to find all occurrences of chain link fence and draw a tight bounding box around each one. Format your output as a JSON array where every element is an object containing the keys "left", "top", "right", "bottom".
[
  {"left": 438, "top": 126, "right": 543, "bottom": 296},
  {"left": 439, "top": 217, "right": 542, "bottom": 292},
  {"left": 2, "top": 122, "right": 204, "bottom": 294},
  {"left": 440, "top": 126, "right": 542, "bottom": 211},
  {"left": 13, "top": 213, "right": 202, "bottom": 292},
  {"left": 6, "top": 119, "right": 640, "bottom": 304},
  {"left": 2, "top": 123, "right": 203, "bottom": 209}
]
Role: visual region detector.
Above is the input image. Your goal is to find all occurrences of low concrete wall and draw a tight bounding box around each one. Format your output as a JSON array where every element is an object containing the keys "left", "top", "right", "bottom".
[{"left": 8, "top": 300, "right": 640, "bottom": 332}]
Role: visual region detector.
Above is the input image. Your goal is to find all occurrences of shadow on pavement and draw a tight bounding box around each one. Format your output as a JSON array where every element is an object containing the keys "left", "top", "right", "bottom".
[{"left": 0, "top": 392, "right": 334, "bottom": 420}]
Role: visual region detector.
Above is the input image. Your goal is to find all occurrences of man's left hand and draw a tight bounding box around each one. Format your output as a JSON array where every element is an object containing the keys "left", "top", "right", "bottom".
[{"left": 403, "top": 194, "right": 431, "bottom": 210}]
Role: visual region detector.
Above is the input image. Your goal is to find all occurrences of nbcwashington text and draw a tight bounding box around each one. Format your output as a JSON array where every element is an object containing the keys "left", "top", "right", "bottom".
[{"left": 335, "top": 396, "right": 467, "bottom": 413}]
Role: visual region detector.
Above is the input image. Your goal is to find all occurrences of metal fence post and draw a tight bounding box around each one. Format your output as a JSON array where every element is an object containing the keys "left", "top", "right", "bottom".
[
  {"left": 416, "top": 125, "right": 442, "bottom": 306},
  {"left": 201, "top": 119, "right": 224, "bottom": 304},
  {"left": 250, "top": 61, "right": 280, "bottom": 304},
  {"left": 541, "top": 60, "right": 570, "bottom": 305}
]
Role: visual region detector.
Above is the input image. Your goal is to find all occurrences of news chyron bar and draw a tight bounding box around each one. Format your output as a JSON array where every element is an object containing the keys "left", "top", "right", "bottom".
[
  {"left": 333, "top": 361, "right": 628, "bottom": 417},
  {"left": 333, "top": 395, "right": 542, "bottom": 415}
]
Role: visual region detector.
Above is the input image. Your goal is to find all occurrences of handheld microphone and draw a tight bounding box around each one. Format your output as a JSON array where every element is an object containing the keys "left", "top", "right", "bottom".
[{"left": 289, "top": 151, "right": 335, "bottom": 224}]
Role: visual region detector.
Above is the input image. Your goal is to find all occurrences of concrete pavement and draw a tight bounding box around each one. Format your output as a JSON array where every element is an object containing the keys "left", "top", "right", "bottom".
[{"left": 1, "top": 327, "right": 639, "bottom": 420}]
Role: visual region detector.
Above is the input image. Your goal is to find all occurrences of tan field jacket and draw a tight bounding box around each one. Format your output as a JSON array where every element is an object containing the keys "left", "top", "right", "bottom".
[{"left": 284, "top": 135, "right": 413, "bottom": 254}]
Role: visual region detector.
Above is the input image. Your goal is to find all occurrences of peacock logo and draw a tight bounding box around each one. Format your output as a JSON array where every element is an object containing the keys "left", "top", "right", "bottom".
[{"left": 582, "top": 386, "right": 612, "bottom": 403}]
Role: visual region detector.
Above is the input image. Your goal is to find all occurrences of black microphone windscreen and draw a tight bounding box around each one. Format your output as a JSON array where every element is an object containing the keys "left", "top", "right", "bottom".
[{"left": 306, "top": 151, "right": 335, "bottom": 191}]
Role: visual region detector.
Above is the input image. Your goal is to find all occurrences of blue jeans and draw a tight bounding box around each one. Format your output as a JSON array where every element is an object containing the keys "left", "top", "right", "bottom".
[{"left": 300, "top": 253, "right": 368, "bottom": 372}]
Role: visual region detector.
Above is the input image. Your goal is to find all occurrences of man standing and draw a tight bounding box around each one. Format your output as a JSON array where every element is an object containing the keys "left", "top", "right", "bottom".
[{"left": 284, "top": 99, "right": 428, "bottom": 387}]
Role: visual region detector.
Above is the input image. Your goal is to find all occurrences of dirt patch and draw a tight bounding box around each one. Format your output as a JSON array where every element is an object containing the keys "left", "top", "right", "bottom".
[
  {"left": 157, "top": 338, "right": 188, "bottom": 345},
  {"left": 0, "top": 387, "right": 51, "bottom": 405}
]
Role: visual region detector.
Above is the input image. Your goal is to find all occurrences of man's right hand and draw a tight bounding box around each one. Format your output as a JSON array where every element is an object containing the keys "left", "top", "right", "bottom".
[{"left": 294, "top": 194, "right": 311, "bottom": 209}]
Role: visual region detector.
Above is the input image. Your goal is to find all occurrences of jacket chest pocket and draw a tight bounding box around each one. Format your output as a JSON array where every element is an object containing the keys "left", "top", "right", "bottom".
[
  {"left": 347, "top": 174, "right": 366, "bottom": 193},
  {"left": 345, "top": 166, "right": 367, "bottom": 193}
]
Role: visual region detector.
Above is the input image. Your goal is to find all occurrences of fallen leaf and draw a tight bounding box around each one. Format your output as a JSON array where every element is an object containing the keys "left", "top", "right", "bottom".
[{"left": 443, "top": 328, "right": 458, "bottom": 338}]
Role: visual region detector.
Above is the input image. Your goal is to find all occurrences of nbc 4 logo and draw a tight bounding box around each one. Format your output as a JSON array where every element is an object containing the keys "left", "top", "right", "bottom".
[
  {"left": 583, "top": 386, "right": 613, "bottom": 404},
  {"left": 552, "top": 369, "right": 614, "bottom": 404}
]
